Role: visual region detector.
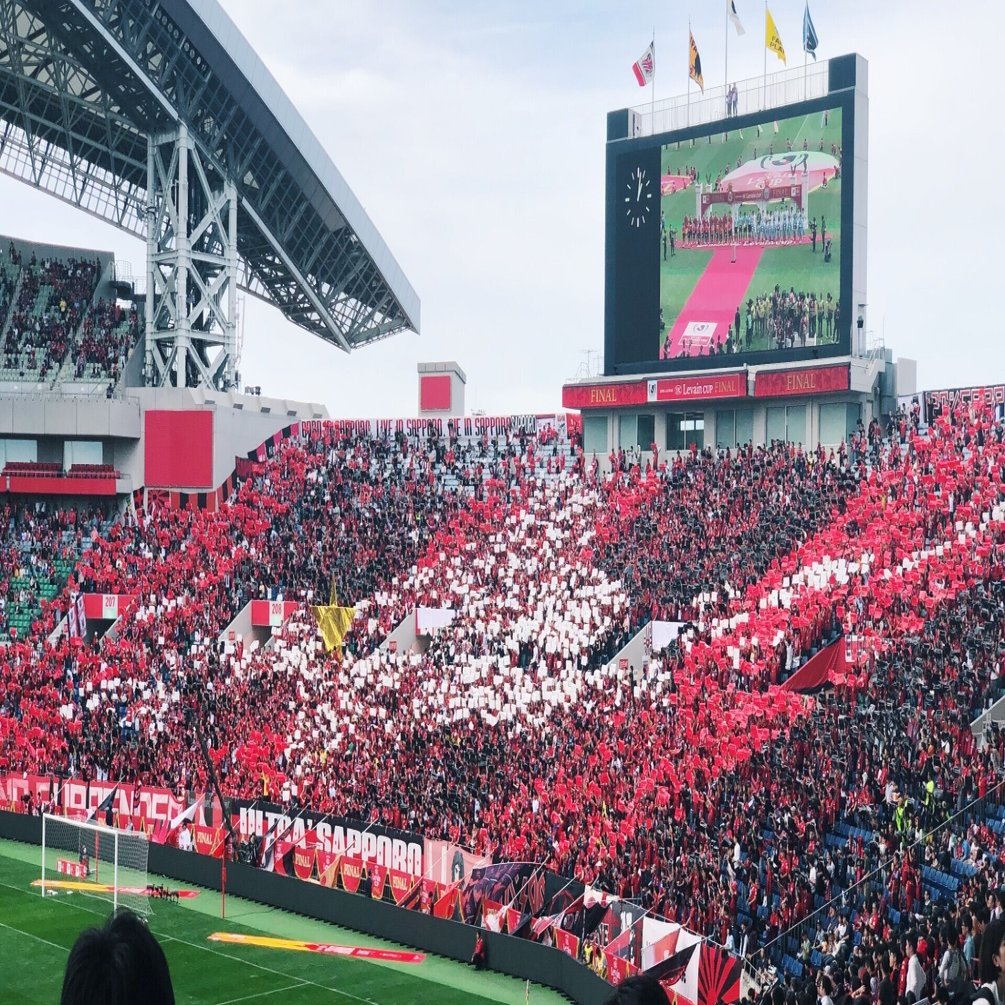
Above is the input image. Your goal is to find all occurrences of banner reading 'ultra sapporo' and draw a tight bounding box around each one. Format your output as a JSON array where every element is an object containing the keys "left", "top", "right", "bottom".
[{"left": 231, "top": 799, "right": 424, "bottom": 878}]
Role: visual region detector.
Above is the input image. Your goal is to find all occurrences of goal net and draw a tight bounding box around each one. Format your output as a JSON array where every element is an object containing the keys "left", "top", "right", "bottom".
[{"left": 41, "top": 814, "right": 150, "bottom": 916}]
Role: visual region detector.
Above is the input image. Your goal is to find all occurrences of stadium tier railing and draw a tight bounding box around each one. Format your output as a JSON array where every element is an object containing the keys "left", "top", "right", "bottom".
[{"left": 634, "top": 60, "right": 830, "bottom": 137}]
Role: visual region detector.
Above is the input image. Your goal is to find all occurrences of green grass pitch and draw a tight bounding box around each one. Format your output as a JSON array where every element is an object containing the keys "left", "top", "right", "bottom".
[{"left": 0, "top": 840, "right": 567, "bottom": 1005}]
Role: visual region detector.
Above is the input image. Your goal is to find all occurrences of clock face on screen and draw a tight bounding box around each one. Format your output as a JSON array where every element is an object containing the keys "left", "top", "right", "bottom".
[{"left": 625, "top": 165, "right": 652, "bottom": 227}]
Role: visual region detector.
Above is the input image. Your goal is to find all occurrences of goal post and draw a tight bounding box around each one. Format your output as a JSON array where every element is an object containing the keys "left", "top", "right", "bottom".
[{"left": 41, "top": 813, "right": 150, "bottom": 916}]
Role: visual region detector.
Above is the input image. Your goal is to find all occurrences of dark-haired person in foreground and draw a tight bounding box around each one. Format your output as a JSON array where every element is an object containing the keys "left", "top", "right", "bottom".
[
  {"left": 973, "top": 916, "right": 1005, "bottom": 1005},
  {"left": 60, "top": 909, "right": 175, "bottom": 1005},
  {"left": 604, "top": 973, "right": 670, "bottom": 1005}
]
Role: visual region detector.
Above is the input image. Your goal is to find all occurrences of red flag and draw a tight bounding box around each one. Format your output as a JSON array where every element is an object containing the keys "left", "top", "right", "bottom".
[{"left": 632, "top": 42, "right": 655, "bottom": 86}]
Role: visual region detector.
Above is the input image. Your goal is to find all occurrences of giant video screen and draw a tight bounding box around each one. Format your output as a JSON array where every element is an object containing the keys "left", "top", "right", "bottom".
[{"left": 605, "top": 92, "right": 857, "bottom": 373}]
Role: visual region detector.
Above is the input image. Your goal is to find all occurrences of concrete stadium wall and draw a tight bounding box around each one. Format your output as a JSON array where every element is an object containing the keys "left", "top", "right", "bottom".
[
  {"left": 132, "top": 387, "right": 329, "bottom": 491},
  {"left": 607, "top": 626, "right": 648, "bottom": 675},
  {"left": 0, "top": 811, "right": 611, "bottom": 1005},
  {"left": 0, "top": 388, "right": 328, "bottom": 497},
  {"left": 380, "top": 610, "right": 421, "bottom": 654},
  {"left": 0, "top": 394, "right": 142, "bottom": 439}
]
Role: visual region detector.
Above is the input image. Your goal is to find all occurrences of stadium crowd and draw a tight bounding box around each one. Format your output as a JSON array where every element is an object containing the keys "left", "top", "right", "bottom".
[
  {"left": 1, "top": 405, "right": 1004, "bottom": 999},
  {"left": 70, "top": 300, "right": 140, "bottom": 382},
  {"left": 1, "top": 251, "right": 100, "bottom": 380},
  {"left": 0, "top": 245, "right": 140, "bottom": 385}
]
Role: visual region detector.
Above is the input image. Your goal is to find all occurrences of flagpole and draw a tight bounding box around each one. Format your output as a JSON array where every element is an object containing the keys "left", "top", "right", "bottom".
[
  {"left": 651, "top": 28, "right": 656, "bottom": 132},
  {"left": 762, "top": 0, "right": 767, "bottom": 112},
  {"left": 803, "top": 6, "right": 808, "bottom": 102},
  {"left": 687, "top": 19, "right": 691, "bottom": 129},
  {"left": 724, "top": 4, "right": 729, "bottom": 119}
]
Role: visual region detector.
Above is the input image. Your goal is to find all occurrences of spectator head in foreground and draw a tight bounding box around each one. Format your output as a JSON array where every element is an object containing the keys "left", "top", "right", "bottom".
[
  {"left": 978, "top": 916, "right": 1005, "bottom": 994},
  {"left": 604, "top": 974, "right": 670, "bottom": 1005},
  {"left": 61, "top": 909, "right": 174, "bottom": 1005}
]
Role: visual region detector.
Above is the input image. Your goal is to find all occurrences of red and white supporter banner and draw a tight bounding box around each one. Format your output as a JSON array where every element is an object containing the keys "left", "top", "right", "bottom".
[
  {"left": 924, "top": 383, "right": 1005, "bottom": 423},
  {"left": 193, "top": 824, "right": 225, "bottom": 859},
  {"left": 554, "top": 927, "right": 580, "bottom": 958},
  {"left": 292, "top": 845, "right": 315, "bottom": 880},
  {"left": 563, "top": 374, "right": 747, "bottom": 410},
  {"left": 424, "top": 839, "right": 491, "bottom": 885},
  {"left": 388, "top": 868, "right": 418, "bottom": 906},
  {"left": 57, "top": 858, "right": 88, "bottom": 878},
  {"left": 304, "top": 414, "right": 572, "bottom": 440},
  {"left": 82, "top": 594, "right": 137, "bottom": 621},
  {"left": 317, "top": 851, "right": 341, "bottom": 888},
  {"left": 250, "top": 600, "right": 299, "bottom": 628},
  {"left": 370, "top": 864, "right": 387, "bottom": 900},
  {"left": 2, "top": 773, "right": 53, "bottom": 809},
  {"left": 339, "top": 856, "right": 365, "bottom": 894},
  {"left": 2, "top": 774, "right": 187, "bottom": 833},
  {"left": 647, "top": 372, "right": 746, "bottom": 403},
  {"left": 753, "top": 363, "right": 850, "bottom": 398},
  {"left": 562, "top": 382, "right": 650, "bottom": 410}
]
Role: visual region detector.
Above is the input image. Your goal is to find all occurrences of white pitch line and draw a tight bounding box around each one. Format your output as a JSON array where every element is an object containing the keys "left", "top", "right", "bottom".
[
  {"left": 0, "top": 918, "right": 70, "bottom": 954},
  {"left": 214, "top": 982, "right": 308, "bottom": 1005},
  {"left": 5, "top": 878, "right": 389, "bottom": 1005}
]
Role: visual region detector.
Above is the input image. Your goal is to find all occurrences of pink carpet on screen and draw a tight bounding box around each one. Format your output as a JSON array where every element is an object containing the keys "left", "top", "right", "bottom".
[{"left": 661, "top": 245, "right": 764, "bottom": 359}]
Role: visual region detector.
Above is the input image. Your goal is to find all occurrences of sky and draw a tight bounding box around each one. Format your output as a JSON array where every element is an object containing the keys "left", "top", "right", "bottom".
[{"left": 0, "top": 0, "right": 1000, "bottom": 417}]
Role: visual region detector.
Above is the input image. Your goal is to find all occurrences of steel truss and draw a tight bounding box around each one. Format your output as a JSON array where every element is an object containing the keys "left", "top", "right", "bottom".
[
  {"left": 0, "top": 0, "right": 417, "bottom": 391},
  {"left": 145, "top": 123, "right": 237, "bottom": 389}
]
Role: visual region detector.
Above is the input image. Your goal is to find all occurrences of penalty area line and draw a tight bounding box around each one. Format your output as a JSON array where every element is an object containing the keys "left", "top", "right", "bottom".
[
  {"left": 0, "top": 918, "right": 70, "bottom": 954},
  {"left": 214, "top": 982, "right": 309, "bottom": 1005}
]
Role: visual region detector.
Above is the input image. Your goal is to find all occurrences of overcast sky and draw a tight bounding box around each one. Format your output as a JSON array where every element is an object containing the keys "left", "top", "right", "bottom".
[{"left": 0, "top": 0, "right": 999, "bottom": 416}]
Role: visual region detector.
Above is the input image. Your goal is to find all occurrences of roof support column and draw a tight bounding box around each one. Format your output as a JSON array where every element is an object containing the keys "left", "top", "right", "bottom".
[{"left": 144, "top": 123, "right": 239, "bottom": 390}]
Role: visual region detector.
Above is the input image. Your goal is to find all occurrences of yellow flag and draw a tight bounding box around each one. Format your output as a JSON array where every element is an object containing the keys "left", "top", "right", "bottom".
[
  {"left": 765, "top": 7, "right": 786, "bottom": 64},
  {"left": 688, "top": 32, "right": 704, "bottom": 92},
  {"left": 310, "top": 579, "right": 355, "bottom": 654}
]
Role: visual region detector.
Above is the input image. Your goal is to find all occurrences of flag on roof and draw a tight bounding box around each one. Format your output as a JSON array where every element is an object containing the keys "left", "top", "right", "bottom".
[
  {"left": 803, "top": 3, "right": 819, "bottom": 60},
  {"left": 633, "top": 42, "right": 655, "bottom": 87},
  {"left": 766, "top": 7, "right": 787, "bottom": 64},
  {"left": 689, "top": 32, "right": 705, "bottom": 91},
  {"left": 728, "top": 1, "right": 746, "bottom": 35}
]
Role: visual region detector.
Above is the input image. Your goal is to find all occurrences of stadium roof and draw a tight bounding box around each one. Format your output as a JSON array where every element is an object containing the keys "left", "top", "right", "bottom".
[{"left": 0, "top": 0, "right": 419, "bottom": 352}]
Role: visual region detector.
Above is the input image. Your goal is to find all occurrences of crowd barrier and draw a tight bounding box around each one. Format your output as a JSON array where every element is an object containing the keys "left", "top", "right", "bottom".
[{"left": 0, "top": 810, "right": 612, "bottom": 1005}]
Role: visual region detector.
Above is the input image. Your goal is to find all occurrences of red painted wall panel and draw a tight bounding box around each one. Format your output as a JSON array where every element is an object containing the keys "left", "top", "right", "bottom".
[
  {"left": 144, "top": 410, "right": 214, "bottom": 488},
  {"left": 420, "top": 374, "right": 451, "bottom": 411}
]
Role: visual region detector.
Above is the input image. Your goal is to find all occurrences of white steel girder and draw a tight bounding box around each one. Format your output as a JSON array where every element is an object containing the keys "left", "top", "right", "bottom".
[{"left": 144, "top": 122, "right": 238, "bottom": 389}]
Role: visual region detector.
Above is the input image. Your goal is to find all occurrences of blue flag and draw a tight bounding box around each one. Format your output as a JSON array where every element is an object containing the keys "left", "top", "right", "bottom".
[{"left": 803, "top": 3, "right": 819, "bottom": 60}]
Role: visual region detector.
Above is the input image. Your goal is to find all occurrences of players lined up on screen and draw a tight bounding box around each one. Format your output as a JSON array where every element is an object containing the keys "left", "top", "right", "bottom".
[{"left": 672, "top": 211, "right": 835, "bottom": 257}]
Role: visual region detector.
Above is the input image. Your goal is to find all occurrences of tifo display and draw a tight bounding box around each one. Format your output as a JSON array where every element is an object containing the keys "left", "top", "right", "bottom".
[{"left": 1, "top": 401, "right": 1004, "bottom": 1003}]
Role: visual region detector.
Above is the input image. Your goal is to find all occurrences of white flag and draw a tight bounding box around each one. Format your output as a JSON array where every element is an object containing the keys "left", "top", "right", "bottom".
[
  {"left": 728, "top": 0, "right": 746, "bottom": 35},
  {"left": 632, "top": 42, "right": 655, "bottom": 87},
  {"left": 169, "top": 797, "right": 202, "bottom": 831}
]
